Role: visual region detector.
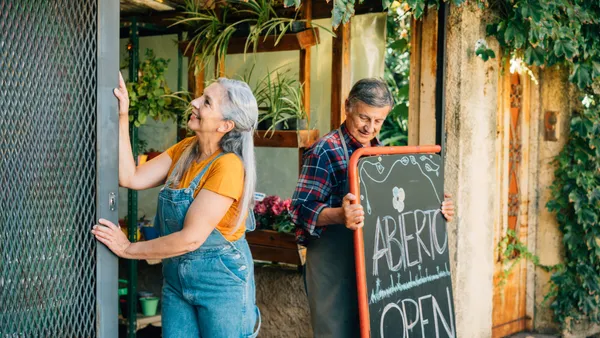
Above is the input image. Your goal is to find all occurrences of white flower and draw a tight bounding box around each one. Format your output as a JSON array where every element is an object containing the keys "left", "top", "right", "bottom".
[
  {"left": 582, "top": 95, "right": 595, "bottom": 108},
  {"left": 392, "top": 187, "right": 405, "bottom": 213}
]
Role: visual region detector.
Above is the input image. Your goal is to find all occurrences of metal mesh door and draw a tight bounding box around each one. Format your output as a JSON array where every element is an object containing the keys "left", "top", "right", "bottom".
[{"left": 0, "top": 1, "right": 99, "bottom": 336}]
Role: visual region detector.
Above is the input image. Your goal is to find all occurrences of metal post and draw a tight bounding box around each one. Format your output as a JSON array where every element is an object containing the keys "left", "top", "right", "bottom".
[
  {"left": 127, "top": 16, "right": 139, "bottom": 338},
  {"left": 177, "top": 32, "right": 184, "bottom": 142},
  {"left": 97, "top": 0, "right": 119, "bottom": 337}
]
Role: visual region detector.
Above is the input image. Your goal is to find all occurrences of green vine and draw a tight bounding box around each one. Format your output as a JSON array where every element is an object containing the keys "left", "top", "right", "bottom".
[
  {"left": 546, "top": 99, "right": 600, "bottom": 327},
  {"left": 496, "top": 229, "right": 559, "bottom": 288}
]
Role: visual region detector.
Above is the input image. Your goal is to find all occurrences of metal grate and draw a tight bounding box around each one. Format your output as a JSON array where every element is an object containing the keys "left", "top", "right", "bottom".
[{"left": 0, "top": 0, "right": 98, "bottom": 336}]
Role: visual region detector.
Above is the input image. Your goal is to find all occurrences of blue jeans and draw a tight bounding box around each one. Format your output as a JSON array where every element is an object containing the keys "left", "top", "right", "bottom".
[{"left": 155, "top": 153, "right": 260, "bottom": 337}]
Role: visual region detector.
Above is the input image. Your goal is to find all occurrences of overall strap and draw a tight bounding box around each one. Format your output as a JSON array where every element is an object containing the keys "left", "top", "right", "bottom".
[{"left": 188, "top": 152, "right": 225, "bottom": 191}]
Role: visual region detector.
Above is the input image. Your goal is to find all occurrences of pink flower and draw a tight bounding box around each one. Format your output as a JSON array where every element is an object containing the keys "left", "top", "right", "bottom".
[
  {"left": 281, "top": 199, "right": 292, "bottom": 211},
  {"left": 271, "top": 202, "right": 284, "bottom": 216},
  {"left": 263, "top": 195, "right": 281, "bottom": 209},
  {"left": 255, "top": 203, "right": 267, "bottom": 215}
]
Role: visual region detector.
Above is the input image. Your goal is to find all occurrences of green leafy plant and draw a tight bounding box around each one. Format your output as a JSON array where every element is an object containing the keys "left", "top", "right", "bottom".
[
  {"left": 174, "top": 0, "right": 334, "bottom": 69},
  {"left": 136, "top": 137, "right": 149, "bottom": 154},
  {"left": 484, "top": 0, "right": 600, "bottom": 92},
  {"left": 380, "top": 1, "right": 411, "bottom": 146},
  {"left": 253, "top": 67, "right": 304, "bottom": 134},
  {"left": 173, "top": 1, "right": 253, "bottom": 71},
  {"left": 546, "top": 99, "right": 600, "bottom": 327},
  {"left": 496, "top": 229, "right": 559, "bottom": 288},
  {"left": 280, "top": 82, "right": 307, "bottom": 122},
  {"left": 127, "top": 49, "right": 181, "bottom": 127},
  {"left": 254, "top": 195, "right": 295, "bottom": 233},
  {"left": 475, "top": 38, "right": 496, "bottom": 61}
]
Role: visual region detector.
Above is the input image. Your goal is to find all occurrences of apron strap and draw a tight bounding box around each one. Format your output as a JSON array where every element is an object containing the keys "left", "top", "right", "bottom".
[{"left": 337, "top": 127, "right": 351, "bottom": 193}]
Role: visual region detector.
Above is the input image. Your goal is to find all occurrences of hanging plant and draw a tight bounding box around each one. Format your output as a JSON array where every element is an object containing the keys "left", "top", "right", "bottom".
[{"left": 127, "top": 49, "right": 182, "bottom": 127}]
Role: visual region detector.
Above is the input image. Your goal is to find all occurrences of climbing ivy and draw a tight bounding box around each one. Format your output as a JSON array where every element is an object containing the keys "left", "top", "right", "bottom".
[
  {"left": 546, "top": 99, "right": 600, "bottom": 327},
  {"left": 484, "top": 1, "right": 600, "bottom": 91},
  {"left": 287, "top": 0, "right": 600, "bottom": 92}
]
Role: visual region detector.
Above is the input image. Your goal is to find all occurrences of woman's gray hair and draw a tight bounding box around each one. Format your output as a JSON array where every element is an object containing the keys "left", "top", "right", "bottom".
[
  {"left": 346, "top": 78, "right": 394, "bottom": 111},
  {"left": 168, "top": 78, "right": 258, "bottom": 233},
  {"left": 216, "top": 78, "right": 258, "bottom": 232}
]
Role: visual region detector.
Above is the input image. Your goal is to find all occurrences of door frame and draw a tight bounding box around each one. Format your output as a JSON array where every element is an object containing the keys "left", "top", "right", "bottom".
[{"left": 96, "top": 0, "right": 120, "bottom": 336}]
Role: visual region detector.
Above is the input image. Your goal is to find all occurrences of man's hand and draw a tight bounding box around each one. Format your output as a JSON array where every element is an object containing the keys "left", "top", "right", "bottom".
[
  {"left": 342, "top": 193, "right": 365, "bottom": 230},
  {"left": 441, "top": 193, "right": 455, "bottom": 222}
]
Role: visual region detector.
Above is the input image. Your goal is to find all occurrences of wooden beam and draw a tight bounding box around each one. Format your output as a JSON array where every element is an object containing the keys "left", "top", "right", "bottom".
[
  {"left": 330, "top": 21, "right": 351, "bottom": 130},
  {"left": 188, "top": 57, "right": 205, "bottom": 99},
  {"left": 408, "top": 18, "right": 422, "bottom": 146},
  {"left": 254, "top": 130, "right": 319, "bottom": 148},
  {"left": 179, "top": 30, "right": 320, "bottom": 57},
  {"left": 408, "top": 11, "right": 438, "bottom": 146},
  {"left": 300, "top": 0, "right": 312, "bottom": 125}
]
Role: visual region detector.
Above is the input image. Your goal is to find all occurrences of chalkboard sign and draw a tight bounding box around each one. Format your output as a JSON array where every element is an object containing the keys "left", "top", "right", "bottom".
[{"left": 356, "top": 153, "right": 456, "bottom": 338}]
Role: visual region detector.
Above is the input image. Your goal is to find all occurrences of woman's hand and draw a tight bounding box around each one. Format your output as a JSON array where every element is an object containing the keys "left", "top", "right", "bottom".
[
  {"left": 441, "top": 193, "right": 455, "bottom": 222},
  {"left": 91, "top": 218, "right": 132, "bottom": 259},
  {"left": 114, "top": 72, "right": 130, "bottom": 117}
]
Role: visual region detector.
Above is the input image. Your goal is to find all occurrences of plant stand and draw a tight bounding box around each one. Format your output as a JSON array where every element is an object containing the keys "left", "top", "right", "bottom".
[{"left": 247, "top": 229, "right": 304, "bottom": 266}]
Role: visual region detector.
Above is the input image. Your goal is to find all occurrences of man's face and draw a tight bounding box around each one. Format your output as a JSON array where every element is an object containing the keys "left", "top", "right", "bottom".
[{"left": 345, "top": 100, "right": 391, "bottom": 147}]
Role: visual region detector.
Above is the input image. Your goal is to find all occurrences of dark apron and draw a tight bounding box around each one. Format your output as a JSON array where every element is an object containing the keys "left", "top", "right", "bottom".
[{"left": 304, "top": 128, "right": 360, "bottom": 338}]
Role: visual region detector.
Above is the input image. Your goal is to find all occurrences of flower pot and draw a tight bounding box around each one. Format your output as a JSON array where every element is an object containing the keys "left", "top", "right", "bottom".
[
  {"left": 257, "top": 118, "right": 283, "bottom": 131},
  {"left": 140, "top": 297, "right": 160, "bottom": 317},
  {"left": 284, "top": 118, "right": 308, "bottom": 130},
  {"left": 290, "top": 21, "right": 307, "bottom": 33},
  {"left": 146, "top": 151, "right": 162, "bottom": 161},
  {"left": 233, "top": 22, "right": 251, "bottom": 37},
  {"left": 118, "top": 279, "right": 128, "bottom": 297},
  {"left": 137, "top": 154, "right": 148, "bottom": 165},
  {"left": 257, "top": 118, "right": 270, "bottom": 130},
  {"left": 141, "top": 226, "right": 160, "bottom": 241},
  {"left": 119, "top": 298, "right": 128, "bottom": 319}
]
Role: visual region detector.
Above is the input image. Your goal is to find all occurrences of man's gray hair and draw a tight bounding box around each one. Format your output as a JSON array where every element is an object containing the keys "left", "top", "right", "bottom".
[{"left": 346, "top": 78, "right": 394, "bottom": 109}]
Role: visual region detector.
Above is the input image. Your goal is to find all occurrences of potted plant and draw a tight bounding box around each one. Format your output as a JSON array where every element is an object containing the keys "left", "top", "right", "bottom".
[
  {"left": 280, "top": 82, "right": 308, "bottom": 130},
  {"left": 254, "top": 67, "right": 301, "bottom": 134},
  {"left": 175, "top": 0, "right": 334, "bottom": 65},
  {"left": 126, "top": 49, "right": 181, "bottom": 127},
  {"left": 173, "top": 1, "right": 255, "bottom": 71},
  {"left": 246, "top": 194, "right": 302, "bottom": 265},
  {"left": 254, "top": 195, "right": 295, "bottom": 233}
]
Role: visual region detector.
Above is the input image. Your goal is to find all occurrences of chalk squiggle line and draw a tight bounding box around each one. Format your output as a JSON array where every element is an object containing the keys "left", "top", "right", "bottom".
[
  {"left": 369, "top": 271, "right": 451, "bottom": 304},
  {"left": 358, "top": 155, "right": 441, "bottom": 215}
]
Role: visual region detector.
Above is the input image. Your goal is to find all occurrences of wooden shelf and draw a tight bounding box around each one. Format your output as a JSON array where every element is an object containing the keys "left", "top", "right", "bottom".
[
  {"left": 247, "top": 229, "right": 302, "bottom": 266},
  {"left": 119, "top": 313, "right": 161, "bottom": 331},
  {"left": 180, "top": 28, "right": 320, "bottom": 57},
  {"left": 254, "top": 129, "right": 319, "bottom": 148}
]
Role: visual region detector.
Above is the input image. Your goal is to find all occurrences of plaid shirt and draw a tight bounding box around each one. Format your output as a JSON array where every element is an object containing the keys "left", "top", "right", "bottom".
[{"left": 291, "top": 123, "right": 382, "bottom": 246}]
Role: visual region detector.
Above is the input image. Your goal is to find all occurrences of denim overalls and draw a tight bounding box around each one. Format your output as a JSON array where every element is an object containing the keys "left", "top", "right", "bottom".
[{"left": 155, "top": 152, "right": 261, "bottom": 337}]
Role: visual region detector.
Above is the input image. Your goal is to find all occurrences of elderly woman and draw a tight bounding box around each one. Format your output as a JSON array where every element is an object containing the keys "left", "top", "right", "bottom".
[{"left": 92, "top": 73, "right": 260, "bottom": 337}]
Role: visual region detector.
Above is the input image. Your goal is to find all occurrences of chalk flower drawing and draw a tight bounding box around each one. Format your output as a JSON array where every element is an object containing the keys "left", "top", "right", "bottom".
[
  {"left": 358, "top": 154, "right": 443, "bottom": 214},
  {"left": 392, "top": 187, "right": 405, "bottom": 213}
]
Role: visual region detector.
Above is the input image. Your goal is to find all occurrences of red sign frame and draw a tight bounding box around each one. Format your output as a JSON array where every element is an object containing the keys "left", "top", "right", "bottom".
[{"left": 348, "top": 145, "right": 442, "bottom": 338}]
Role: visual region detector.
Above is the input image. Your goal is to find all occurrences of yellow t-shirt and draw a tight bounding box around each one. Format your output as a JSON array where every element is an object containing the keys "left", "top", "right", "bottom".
[{"left": 166, "top": 137, "right": 246, "bottom": 241}]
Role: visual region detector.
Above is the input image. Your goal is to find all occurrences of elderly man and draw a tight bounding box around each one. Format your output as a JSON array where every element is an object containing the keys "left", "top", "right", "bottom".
[{"left": 291, "top": 78, "right": 455, "bottom": 337}]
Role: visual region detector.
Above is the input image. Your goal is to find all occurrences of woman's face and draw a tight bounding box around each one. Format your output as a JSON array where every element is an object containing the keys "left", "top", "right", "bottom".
[{"left": 188, "top": 82, "right": 229, "bottom": 134}]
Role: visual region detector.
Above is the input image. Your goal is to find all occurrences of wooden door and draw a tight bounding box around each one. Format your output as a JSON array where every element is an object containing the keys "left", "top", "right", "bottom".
[{"left": 492, "top": 72, "right": 531, "bottom": 337}]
